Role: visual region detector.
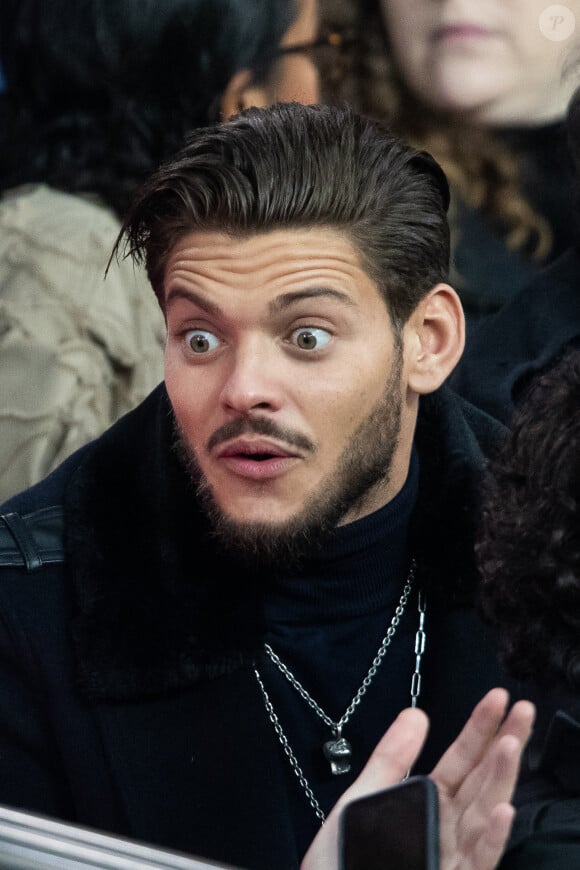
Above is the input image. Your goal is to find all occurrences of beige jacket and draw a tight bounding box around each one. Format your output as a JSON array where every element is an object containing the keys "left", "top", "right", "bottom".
[{"left": 0, "top": 184, "right": 165, "bottom": 503}]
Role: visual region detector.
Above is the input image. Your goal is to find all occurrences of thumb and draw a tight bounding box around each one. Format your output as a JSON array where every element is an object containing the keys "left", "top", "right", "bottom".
[{"left": 301, "top": 708, "right": 430, "bottom": 870}]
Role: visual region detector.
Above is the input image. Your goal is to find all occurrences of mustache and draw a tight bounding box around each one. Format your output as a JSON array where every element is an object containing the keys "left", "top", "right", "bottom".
[{"left": 206, "top": 416, "right": 315, "bottom": 454}]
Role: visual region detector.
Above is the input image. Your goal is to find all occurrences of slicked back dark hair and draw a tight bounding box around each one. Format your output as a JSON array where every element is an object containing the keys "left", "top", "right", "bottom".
[{"left": 120, "top": 101, "right": 451, "bottom": 329}]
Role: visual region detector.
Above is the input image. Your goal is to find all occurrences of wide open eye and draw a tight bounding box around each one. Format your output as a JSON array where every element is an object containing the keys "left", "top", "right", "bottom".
[
  {"left": 185, "top": 330, "right": 221, "bottom": 354},
  {"left": 290, "top": 327, "right": 332, "bottom": 351}
]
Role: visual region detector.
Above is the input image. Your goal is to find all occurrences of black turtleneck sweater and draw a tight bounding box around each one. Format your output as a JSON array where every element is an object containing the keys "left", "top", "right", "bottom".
[{"left": 258, "top": 450, "right": 420, "bottom": 857}]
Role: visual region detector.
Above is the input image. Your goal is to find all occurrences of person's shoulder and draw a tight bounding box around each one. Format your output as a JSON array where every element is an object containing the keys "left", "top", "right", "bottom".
[
  {"left": 2, "top": 380, "right": 165, "bottom": 497},
  {"left": 0, "top": 182, "right": 162, "bottom": 376},
  {"left": 481, "top": 246, "right": 580, "bottom": 331},
  {"left": 0, "top": 387, "right": 165, "bottom": 571},
  {"left": 0, "top": 183, "right": 121, "bottom": 242},
  {"left": 0, "top": 441, "right": 92, "bottom": 575},
  {"left": 0, "top": 183, "right": 129, "bottom": 285},
  {"left": 450, "top": 246, "right": 580, "bottom": 421}
]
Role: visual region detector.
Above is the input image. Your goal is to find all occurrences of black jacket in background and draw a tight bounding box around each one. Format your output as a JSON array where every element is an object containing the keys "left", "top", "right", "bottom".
[
  {"left": 503, "top": 685, "right": 580, "bottom": 869},
  {"left": 450, "top": 246, "right": 580, "bottom": 423},
  {"left": 453, "top": 121, "right": 577, "bottom": 332}
]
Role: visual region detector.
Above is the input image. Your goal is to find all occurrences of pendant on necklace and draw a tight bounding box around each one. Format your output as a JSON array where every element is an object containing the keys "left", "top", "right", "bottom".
[{"left": 323, "top": 735, "right": 352, "bottom": 775}]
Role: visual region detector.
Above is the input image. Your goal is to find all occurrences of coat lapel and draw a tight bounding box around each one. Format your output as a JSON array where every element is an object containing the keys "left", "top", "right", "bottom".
[{"left": 63, "top": 386, "right": 265, "bottom": 700}]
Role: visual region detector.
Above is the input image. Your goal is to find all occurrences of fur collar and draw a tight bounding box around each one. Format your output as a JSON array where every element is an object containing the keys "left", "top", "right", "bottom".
[
  {"left": 64, "top": 384, "right": 503, "bottom": 701},
  {"left": 411, "top": 387, "right": 503, "bottom": 605}
]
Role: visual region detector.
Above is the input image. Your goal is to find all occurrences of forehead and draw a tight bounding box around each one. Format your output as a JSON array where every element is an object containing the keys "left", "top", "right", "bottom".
[{"left": 163, "top": 227, "right": 382, "bottom": 306}]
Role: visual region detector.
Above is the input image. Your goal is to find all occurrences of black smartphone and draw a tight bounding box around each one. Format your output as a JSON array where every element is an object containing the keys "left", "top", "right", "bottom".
[{"left": 339, "top": 775, "right": 440, "bottom": 870}]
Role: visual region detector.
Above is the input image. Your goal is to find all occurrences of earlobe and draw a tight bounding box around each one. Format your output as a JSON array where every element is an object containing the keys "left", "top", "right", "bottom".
[{"left": 406, "top": 284, "right": 465, "bottom": 395}]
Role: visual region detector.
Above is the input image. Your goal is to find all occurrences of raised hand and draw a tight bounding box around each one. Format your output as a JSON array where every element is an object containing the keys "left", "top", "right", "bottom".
[
  {"left": 431, "top": 688, "right": 534, "bottom": 870},
  {"left": 301, "top": 689, "right": 535, "bottom": 870}
]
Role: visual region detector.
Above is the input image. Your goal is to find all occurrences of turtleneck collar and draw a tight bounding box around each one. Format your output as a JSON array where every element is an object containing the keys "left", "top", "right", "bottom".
[{"left": 263, "top": 448, "right": 419, "bottom": 625}]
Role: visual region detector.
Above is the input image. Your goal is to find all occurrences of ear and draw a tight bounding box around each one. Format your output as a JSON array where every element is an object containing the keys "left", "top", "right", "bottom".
[
  {"left": 404, "top": 283, "right": 465, "bottom": 395},
  {"left": 220, "top": 69, "right": 269, "bottom": 119}
]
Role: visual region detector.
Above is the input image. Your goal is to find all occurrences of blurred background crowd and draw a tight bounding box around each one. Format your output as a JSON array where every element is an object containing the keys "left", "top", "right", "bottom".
[{"left": 1, "top": 1, "right": 580, "bottom": 853}]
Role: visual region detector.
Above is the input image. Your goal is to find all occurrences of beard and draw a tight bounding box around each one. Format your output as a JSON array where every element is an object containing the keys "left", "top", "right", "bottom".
[{"left": 174, "top": 346, "right": 404, "bottom": 569}]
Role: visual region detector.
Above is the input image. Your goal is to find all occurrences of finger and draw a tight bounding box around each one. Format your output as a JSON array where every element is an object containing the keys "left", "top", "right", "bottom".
[
  {"left": 430, "top": 688, "right": 510, "bottom": 796},
  {"left": 333, "top": 707, "right": 430, "bottom": 814},
  {"left": 300, "top": 708, "right": 430, "bottom": 870},
  {"left": 469, "top": 803, "right": 516, "bottom": 870},
  {"left": 430, "top": 690, "right": 535, "bottom": 800},
  {"left": 456, "top": 701, "right": 535, "bottom": 803},
  {"left": 494, "top": 699, "right": 536, "bottom": 747},
  {"left": 457, "top": 734, "right": 523, "bottom": 856},
  {"left": 478, "top": 733, "right": 524, "bottom": 809}
]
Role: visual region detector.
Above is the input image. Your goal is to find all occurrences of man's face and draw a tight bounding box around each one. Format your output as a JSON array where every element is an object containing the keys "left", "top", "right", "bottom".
[{"left": 164, "top": 228, "right": 417, "bottom": 559}]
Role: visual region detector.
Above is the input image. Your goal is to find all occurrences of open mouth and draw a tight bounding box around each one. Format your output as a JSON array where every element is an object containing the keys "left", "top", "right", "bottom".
[
  {"left": 218, "top": 439, "right": 297, "bottom": 460},
  {"left": 222, "top": 448, "right": 290, "bottom": 462},
  {"left": 242, "top": 453, "right": 276, "bottom": 461},
  {"left": 217, "top": 441, "right": 300, "bottom": 479}
]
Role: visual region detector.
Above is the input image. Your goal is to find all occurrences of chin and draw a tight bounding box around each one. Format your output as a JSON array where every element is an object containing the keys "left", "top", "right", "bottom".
[
  {"left": 430, "top": 68, "right": 509, "bottom": 116},
  {"left": 209, "top": 490, "right": 302, "bottom": 526},
  {"left": 204, "top": 509, "right": 333, "bottom": 569},
  {"left": 218, "top": 506, "right": 295, "bottom": 529}
]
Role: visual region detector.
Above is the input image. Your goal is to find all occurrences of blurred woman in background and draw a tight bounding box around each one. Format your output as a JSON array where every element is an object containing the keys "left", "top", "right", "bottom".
[
  {"left": 449, "top": 83, "right": 580, "bottom": 423},
  {"left": 320, "top": 0, "right": 580, "bottom": 327}
]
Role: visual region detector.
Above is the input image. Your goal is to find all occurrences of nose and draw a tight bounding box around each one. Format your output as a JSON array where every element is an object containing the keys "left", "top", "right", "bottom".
[{"left": 220, "top": 337, "right": 283, "bottom": 415}]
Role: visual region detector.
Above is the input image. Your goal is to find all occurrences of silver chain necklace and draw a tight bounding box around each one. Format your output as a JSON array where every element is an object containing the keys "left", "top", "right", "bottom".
[{"left": 254, "top": 560, "right": 427, "bottom": 823}]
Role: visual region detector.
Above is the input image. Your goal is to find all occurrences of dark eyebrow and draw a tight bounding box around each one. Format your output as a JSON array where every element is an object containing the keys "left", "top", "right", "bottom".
[
  {"left": 165, "top": 287, "right": 223, "bottom": 317},
  {"left": 269, "top": 288, "right": 355, "bottom": 313},
  {"left": 165, "top": 286, "right": 355, "bottom": 317}
]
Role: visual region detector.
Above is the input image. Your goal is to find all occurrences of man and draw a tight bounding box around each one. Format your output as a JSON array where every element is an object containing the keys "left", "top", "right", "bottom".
[{"left": 0, "top": 103, "right": 532, "bottom": 869}]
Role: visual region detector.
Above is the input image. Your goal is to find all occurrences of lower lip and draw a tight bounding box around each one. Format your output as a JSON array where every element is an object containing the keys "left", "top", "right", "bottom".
[
  {"left": 219, "top": 455, "right": 299, "bottom": 480},
  {"left": 436, "top": 26, "right": 492, "bottom": 44}
]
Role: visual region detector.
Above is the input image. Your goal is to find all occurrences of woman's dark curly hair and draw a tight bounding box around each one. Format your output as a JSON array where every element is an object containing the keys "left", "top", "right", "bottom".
[
  {"left": 477, "top": 348, "right": 580, "bottom": 690},
  {"left": 0, "top": 0, "right": 295, "bottom": 218}
]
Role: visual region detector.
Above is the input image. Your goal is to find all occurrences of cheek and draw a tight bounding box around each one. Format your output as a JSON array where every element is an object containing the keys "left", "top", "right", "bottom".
[
  {"left": 381, "top": 0, "right": 431, "bottom": 55},
  {"left": 164, "top": 364, "right": 218, "bottom": 446},
  {"left": 308, "top": 365, "right": 391, "bottom": 450}
]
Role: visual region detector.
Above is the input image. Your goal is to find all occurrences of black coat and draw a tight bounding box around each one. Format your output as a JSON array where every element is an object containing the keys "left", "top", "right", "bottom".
[
  {"left": 450, "top": 246, "right": 580, "bottom": 424},
  {"left": 452, "top": 121, "right": 577, "bottom": 332},
  {"left": 0, "top": 384, "right": 516, "bottom": 869},
  {"left": 502, "top": 687, "right": 580, "bottom": 869}
]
